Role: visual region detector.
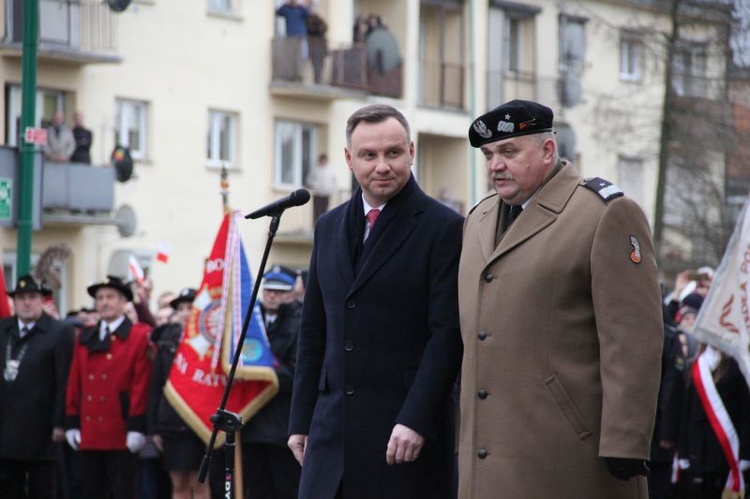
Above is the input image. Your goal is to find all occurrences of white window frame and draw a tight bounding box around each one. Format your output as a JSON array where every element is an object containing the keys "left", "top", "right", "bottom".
[
  {"left": 617, "top": 156, "right": 645, "bottom": 208},
  {"left": 274, "top": 120, "right": 316, "bottom": 190},
  {"left": 6, "top": 85, "right": 65, "bottom": 147},
  {"left": 115, "top": 98, "right": 148, "bottom": 160},
  {"left": 504, "top": 17, "right": 522, "bottom": 73},
  {"left": 619, "top": 35, "right": 643, "bottom": 82},
  {"left": 208, "top": 0, "right": 235, "bottom": 14},
  {"left": 207, "top": 110, "right": 238, "bottom": 169}
]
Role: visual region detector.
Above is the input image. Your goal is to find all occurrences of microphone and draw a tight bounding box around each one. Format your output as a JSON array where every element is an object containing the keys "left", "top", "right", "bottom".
[{"left": 245, "top": 189, "right": 311, "bottom": 219}]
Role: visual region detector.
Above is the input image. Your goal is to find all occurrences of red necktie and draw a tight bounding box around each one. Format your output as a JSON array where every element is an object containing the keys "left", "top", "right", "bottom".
[{"left": 365, "top": 209, "right": 380, "bottom": 240}]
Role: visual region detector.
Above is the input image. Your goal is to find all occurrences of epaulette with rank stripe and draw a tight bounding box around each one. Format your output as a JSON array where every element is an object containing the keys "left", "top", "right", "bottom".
[{"left": 582, "top": 177, "right": 623, "bottom": 202}]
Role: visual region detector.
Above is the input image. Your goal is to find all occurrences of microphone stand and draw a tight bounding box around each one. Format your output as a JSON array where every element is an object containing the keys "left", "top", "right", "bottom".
[{"left": 197, "top": 210, "right": 285, "bottom": 497}]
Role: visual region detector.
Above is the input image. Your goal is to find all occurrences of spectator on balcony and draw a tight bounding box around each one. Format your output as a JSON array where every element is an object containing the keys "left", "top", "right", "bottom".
[
  {"left": 305, "top": 153, "right": 337, "bottom": 225},
  {"left": 43, "top": 110, "right": 76, "bottom": 163},
  {"left": 276, "top": 0, "right": 309, "bottom": 38},
  {"left": 70, "top": 111, "right": 93, "bottom": 164},
  {"left": 306, "top": 6, "right": 327, "bottom": 84}
]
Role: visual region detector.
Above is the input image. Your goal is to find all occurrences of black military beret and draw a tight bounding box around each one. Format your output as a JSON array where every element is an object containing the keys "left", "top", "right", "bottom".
[
  {"left": 469, "top": 99, "right": 554, "bottom": 148},
  {"left": 169, "top": 287, "right": 197, "bottom": 309}
]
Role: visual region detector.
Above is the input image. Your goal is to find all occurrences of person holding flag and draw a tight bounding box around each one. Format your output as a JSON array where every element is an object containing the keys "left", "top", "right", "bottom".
[
  {"left": 163, "top": 211, "right": 279, "bottom": 497},
  {"left": 685, "top": 200, "right": 750, "bottom": 498},
  {"left": 241, "top": 266, "right": 302, "bottom": 498}
]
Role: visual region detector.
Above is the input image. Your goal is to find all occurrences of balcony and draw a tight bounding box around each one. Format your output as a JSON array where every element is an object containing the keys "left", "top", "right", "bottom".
[
  {"left": 270, "top": 36, "right": 402, "bottom": 100},
  {"left": 1, "top": 0, "right": 120, "bottom": 64}
]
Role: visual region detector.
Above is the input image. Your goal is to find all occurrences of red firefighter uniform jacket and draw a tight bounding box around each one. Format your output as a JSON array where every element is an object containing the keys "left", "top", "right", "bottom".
[{"left": 65, "top": 318, "right": 153, "bottom": 450}]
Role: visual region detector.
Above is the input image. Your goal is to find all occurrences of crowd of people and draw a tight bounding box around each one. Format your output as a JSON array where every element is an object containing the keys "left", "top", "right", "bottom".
[
  {"left": 1, "top": 99, "right": 746, "bottom": 499},
  {"left": 0, "top": 265, "right": 306, "bottom": 499}
]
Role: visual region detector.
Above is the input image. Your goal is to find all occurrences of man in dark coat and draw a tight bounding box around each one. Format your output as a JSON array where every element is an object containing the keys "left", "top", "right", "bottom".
[
  {"left": 242, "top": 266, "right": 302, "bottom": 498},
  {"left": 0, "top": 274, "right": 74, "bottom": 499},
  {"left": 288, "top": 104, "right": 464, "bottom": 499}
]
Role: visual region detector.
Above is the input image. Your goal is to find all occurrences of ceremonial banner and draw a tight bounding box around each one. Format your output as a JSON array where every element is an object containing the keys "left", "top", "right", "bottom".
[
  {"left": 164, "top": 211, "right": 279, "bottom": 446},
  {"left": 691, "top": 200, "right": 750, "bottom": 387},
  {"left": 0, "top": 266, "right": 10, "bottom": 319}
]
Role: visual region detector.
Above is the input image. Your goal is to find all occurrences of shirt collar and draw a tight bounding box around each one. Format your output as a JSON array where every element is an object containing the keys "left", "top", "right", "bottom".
[{"left": 361, "top": 194, "right": 386, "bottom": 216}]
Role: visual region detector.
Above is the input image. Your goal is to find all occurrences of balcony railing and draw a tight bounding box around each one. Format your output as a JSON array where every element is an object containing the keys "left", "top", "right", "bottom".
[
  {"left": 2, "top": 0, "right": 119, "bottom": 63},
  {"left": 43, "top": 162, "right": 115, "bottom": 213},
  {"left": 419, "top": 60, "right": 464, "bottom": 110},
  {"left": 270, "top": 37, "right": 402, "bottom": 99}
]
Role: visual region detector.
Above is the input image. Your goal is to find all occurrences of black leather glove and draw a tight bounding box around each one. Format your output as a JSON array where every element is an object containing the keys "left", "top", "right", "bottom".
[{"left": 605, "top": 457, "right": 650, "bottom": 481}]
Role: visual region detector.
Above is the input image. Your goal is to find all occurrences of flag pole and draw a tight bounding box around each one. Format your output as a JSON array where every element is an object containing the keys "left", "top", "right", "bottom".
[{"left": 197, "top": 212, "right": 284, "bottom": 496}]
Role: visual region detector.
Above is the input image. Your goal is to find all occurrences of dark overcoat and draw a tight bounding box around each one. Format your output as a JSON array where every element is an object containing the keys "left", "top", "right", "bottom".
[
  {"left": 0, "top": 313, "right": 74, "bottom": 460},
  {"left": 289, "top": 177, "right": 464, "bottom": 499}
]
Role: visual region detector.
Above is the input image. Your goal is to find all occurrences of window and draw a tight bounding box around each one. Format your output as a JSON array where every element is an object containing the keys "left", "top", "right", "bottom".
[
  {"left": 208, "top": 0, "right": 234, "bottom": 14},
  {"left": 115, "top": 99, "right": 148, "bottom": 159},
  {"left": 274, "top": 120, "right": 316, "bottom": 189},
  {"left": 207, "top": 110, "right": 238, "bottom": 169},
  {"left": 505, "top": 18, "right": 521, "bottom": 72},
  {"left": 617, "top": 156, "right": 644, "bottom": 207},
  {"left": 559, "top": 15, "right": 587, "bottom": 73},
  {"left": 620, "top": 34, "right": 643, "bottom": 81},
  {"left": 5, "top": 85, "right": 65, "bottom": 146},
  {"left": 672, "top": 43, "right": 708, "bottom": 97}
]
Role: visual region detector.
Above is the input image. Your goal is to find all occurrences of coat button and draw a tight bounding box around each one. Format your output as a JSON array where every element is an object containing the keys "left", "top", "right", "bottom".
[
  {"left": 477, "top": 331, "right": 487, "bottom": 341},
  {"left": 344, "top": 341, "right": 354, "bottom": 352},
  {"left": 344, "top": 384, "right": 355, "bottom": 395},
  {"left": 101, "top": 374, "right": 107, "bottom": 380},
  {"left": 87, "top": 395, "right": 93, "bottom": 402},
  {"left": 88, "top": 374, "right": 94, "bottom": 380},
  {"left": 346, "top": 300, "right": 356, "bottom": 309},
  {"left": 483, "top": 272, "right": 494, "bottom": 283},
  {"left": 478, "top": 390, "right": 488, "bottom": 400},
  {"left": 478, "top": 448, "right": 488, "bottom": 459}
]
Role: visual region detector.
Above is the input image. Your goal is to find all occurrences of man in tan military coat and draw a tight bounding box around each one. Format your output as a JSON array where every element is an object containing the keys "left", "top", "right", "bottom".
[{"left": 458, "top": 99, "right": 663, "bottom": 498}]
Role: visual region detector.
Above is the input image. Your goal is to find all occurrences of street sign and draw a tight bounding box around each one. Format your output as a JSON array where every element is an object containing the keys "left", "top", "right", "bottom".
[
  {"left": 0, "top": 178, "right": 12, "bottom": 222},
  {"left": 24, "top": 127, "right": 47, "bottom": 145}
]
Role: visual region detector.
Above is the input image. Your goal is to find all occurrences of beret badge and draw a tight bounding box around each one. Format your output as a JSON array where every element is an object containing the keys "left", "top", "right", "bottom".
[{"left": 473, "top": 120, "right": 493, "bottom": 140}]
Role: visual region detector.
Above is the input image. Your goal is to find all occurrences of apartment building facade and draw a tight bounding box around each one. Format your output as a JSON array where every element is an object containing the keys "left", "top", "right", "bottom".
[{"left": 0, "top": 0, "right": 685, "bottom": 311}]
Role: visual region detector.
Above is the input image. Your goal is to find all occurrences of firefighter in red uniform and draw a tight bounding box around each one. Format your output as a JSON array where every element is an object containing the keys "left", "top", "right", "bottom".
[{"left": 64, "top": 275, "right": 153, "bottom": 499}]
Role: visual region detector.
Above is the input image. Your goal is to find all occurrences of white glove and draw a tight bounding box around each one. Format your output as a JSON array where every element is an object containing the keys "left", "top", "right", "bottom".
[
  {"left": 65, "top": 429, "right": 81, "bottom": 450},
  {"left": 741, "top": 460, "right": 750, "bottom": 471},
  {"left": 126, "top": 431, "right": 146, "bottom": 454},
  {"left": 678, "top": 459, "right": 691, "bottom": 470}
]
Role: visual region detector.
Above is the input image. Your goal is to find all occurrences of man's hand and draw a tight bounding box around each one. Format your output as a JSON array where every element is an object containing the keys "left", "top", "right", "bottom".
[
  {"left": 288, "top": 434, "right": 308, "bottom": 465},
  {"left": 126, "top": 432, "right": 146, "bottom": 454},
  {"left": 65, "top": 429, "right": 81, "bottom": 450},
  {"left": 386, "top": 424, "right": 425, "bottom": 465},
  {"left": 152, "top": 434, "right": 164, "bottom": 453},
  {"left": 52, "top": 427, "right": 65, "bottom": 443},
  {"left": 605, "top": 457, "right": 649, "bottom": 480}
]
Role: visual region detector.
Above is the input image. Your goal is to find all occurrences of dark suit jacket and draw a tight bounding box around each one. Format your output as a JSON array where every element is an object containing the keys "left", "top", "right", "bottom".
[
  {"left": 0, "top": 313, "right": 74, "bottom": 460},
  {"left": 289, "top": 176, "right": 464, "bottom": 499}
]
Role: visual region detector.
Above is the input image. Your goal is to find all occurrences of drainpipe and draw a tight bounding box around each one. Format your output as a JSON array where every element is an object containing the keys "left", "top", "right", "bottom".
[
  {"left": 468, "top": 0, "right": 477, "bottom": 203},
  {"left": 17, "top": 0, "right": 39, "bottom": 275}
]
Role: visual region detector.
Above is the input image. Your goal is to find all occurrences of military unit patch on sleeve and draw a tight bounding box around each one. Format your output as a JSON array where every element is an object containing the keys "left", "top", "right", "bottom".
[{"left": 582, "top": 177, "right": 624, "bottom": 202}]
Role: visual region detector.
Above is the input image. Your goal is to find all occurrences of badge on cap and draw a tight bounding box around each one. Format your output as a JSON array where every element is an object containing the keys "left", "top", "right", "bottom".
[
  {"left": 629, "top": 235, "right": 642, "bottom": 264},
  {"left": 473, "top": 120, "right": 492, "bottom": 139}
]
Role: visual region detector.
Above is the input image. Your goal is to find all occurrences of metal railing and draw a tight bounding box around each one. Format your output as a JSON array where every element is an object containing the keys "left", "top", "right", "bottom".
[
  {"left": 271, "top": 37, "right": 403, "bottom": 99},
  {"left": 6, "top": 0, "right": 117, "bottom": 56}
]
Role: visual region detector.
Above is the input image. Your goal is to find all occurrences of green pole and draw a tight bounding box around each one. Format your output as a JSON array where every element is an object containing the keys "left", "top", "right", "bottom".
[{"left": 17, "top": 0, "right": 39, "bottom": 275}]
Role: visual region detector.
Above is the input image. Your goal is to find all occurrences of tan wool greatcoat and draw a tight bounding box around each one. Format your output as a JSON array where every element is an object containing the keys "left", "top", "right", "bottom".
[{"left": 457, "top": 163, "right": 663, "bottom": 499}]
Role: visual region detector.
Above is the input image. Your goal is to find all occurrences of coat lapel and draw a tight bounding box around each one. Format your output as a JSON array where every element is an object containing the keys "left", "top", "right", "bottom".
[
  {"left": 489, "top": 162, "right": 580, "bottom": 264},
  {"left": 346, "top": 179, "right": 423, "bottom": 298}
]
